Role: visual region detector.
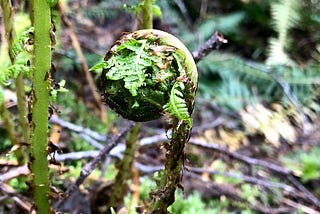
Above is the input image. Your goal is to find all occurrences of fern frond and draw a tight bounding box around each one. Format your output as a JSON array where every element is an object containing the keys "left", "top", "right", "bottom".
[
  {"left": 103, "top": 39, "right": 159, "bottom": 96},
  {"left": 198, "top": 53, "right": 319, "bottom": 109},
  {"left": 163, "top": 81, "right": 192, "bottom": 128},
  {"left": 266, "top": 38, "right": 292, "bottom": 65},
  {"left": 267, "top": 0, "right": 301, "bottom": 65},
  {"left": 271, "top": 0, "right": 301, "bottom": 46},
  {"left": 82, "top": 1, "right": 125, "bottom": 20},
  {"left": 0, "top": 27, "right": 33, "bottom": 85}
]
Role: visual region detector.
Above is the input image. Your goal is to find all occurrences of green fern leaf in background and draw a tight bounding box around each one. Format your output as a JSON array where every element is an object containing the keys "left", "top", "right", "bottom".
[
  {"left": 271, "top": 0, "right": 301, "bottom": 45},
  {"left": 267, "top": 0, "right": 301, "bottom": 65},
  {"left": 198, "top": 53, "right": 319, "bottom": 110}
]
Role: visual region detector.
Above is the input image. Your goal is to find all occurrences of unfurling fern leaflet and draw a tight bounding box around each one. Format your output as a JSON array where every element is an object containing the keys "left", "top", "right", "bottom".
[
  {"left": 94, "top": 29, "right": 198, "bottom": 122},
  {"left": 163, "top": 80, "right": 192, "bottom": 128}
]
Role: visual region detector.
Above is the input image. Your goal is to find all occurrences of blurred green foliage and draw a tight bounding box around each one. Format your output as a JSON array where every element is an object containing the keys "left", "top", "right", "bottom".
[{"left": 282, "top": 146, "right": 320, "bottom": 182}]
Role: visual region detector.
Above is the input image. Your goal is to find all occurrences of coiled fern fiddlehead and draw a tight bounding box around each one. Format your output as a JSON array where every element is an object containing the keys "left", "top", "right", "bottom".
[{"left": 94, "top": 29, "right": 198, "bottom": 213}]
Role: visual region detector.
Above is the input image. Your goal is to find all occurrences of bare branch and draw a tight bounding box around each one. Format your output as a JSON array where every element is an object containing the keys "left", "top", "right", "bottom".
[
  {"left": 49, "top": 115, "right": 106, "bottom": 142},
  {"left": 189, "top": 139, "right": 292, "bottom": 175},
  {"left": 56, "top": 121, "right": 135, "bottom": 209},
  {"left": 188, "top": 139, "right": 320, "bottom": 207},
  {"left": 192, "top": 31, "right": 228, "bottom": 63},
  {"left": 188, "top": 166, "right": 295, "bottom": 193},
  {"left": 57, "top": 1, "right": 106, "bottom": 122},
  {"left": 0, "top": 165, "right": 29, "bottom": 183},
  {"left": 174, "top": 0, "right": 192, "bottom": 28}
]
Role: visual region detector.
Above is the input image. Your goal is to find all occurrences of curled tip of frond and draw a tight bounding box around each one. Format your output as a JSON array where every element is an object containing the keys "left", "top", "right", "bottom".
[{"left": 94, "top": 29, "right": 198, "bottom": 124}]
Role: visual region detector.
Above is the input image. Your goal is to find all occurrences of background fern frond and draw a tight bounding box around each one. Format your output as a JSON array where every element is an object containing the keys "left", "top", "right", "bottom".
[
  {"left": 198, "top": 53, "right": 319, "bottom": 110},
  {"left": 267, "top": 0, "right": 302, "bottom": 65},
  {"left": 271, "top": 0, "right": 301, "bottom": 46},
  {"left": 266, "top": 38, "right": 292, "bottom": 65},
  {"left": 0, "top": 27, "right": 33, "bottom": 85}
]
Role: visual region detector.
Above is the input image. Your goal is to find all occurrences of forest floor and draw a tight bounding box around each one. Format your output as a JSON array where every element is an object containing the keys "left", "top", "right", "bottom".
[{"left": 1, "top": 0, "right": 320, "bottom": 213}]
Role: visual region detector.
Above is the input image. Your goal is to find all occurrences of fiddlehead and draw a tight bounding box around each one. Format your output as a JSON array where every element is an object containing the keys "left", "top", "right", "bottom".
[
  {"left": 94, "top": 29, "right": 198, "bottom": 212},
  {"left": 95, "top": 29, "right": 198, "bottom": 124}
]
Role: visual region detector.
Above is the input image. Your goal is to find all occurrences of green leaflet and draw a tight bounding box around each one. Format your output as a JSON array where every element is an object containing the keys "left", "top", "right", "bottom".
[
  {"left": 89, "top": 61, "right": 108, "bottom": 73},
  {"left": 103, "top": 39, "right": 161, "bottom": 96},
  {"left": 11, "top": 27, "right": 34, "bottom": 58},
  {"left": 163, "top": 81, "right": 192, "bottom": 128},
  {"left": 0, "top": 27, "right": 33, "bottom": 85}
]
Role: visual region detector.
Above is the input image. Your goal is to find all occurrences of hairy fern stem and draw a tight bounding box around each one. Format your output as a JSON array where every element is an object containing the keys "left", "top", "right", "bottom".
[
  {"left": 30, "top": 0, "right": 52, "bottom": 212},
  {"left": 149, "top": 119, "right": 189, "bottom": 213}
]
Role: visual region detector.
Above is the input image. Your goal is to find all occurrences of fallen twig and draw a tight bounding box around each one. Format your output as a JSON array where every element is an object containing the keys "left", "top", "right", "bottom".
[
  {"left": 0, "top": 183, "right": 33, "bottom": 212},
  {"left": 50, "top": 115, "right": 320, "bottom": 208},
  {"left": 56, "top": 121, "right": 135, "bottom": 209},
  {"left": 0, "top": 164, "right": 29, "bottom": 183},
  {"left": 188, "top": 166, "right": 295, "bottom": 193},
  {"left": 189, "top": 139, "right": 292, "bottom": 175},
  {"left": 282, "top": 198, "right": 320, "bottom": 214},
  {"left": 287, "top": 175, "right": 320, "bottom": 207},
  {"left": 49, "top": 115, "right": 106, "bottom": 142},
  {"left": 186, "top": 173, "right": 295, "bottom": 214},
  {"left": 189, "top": 139, "right": 320, "bottom": 207}
]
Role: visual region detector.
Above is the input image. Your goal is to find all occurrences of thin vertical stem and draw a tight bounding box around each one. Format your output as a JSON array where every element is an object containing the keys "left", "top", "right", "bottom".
[
  {"left": 15, "top": 74, "right": 30, "bottom": 145},
  {"left": 57, "top": 1, "right": 107, "bottom": 123},
  {"left": 141, "top": 0, "right": 153, "bottom": 29},
  {"left": 1, "top": 0, "right": 27, "bottom": 164},
  {"left": 30, "top": 0, "right": 52, "bottom": 212},
  {"left": 149, "top": 119, "right": 188, "bottom": 213},
  {"left": 107, "top": 123, "right": 141, "bottom": 210}
]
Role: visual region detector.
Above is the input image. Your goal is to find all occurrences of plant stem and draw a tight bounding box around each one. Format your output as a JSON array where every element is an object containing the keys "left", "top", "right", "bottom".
[
  {"left": 57, "top": 1, "right": 107, "bottom": 123},
  {"left": 0, "top": 0, "right": 15, "bottom": 60},
  {"left": 1, "top": 0, "right": 28, "bottom": 164},
  {"left": 30, "top": 0, "right": 52, "bottom": 212},
  {"left": 15, "top": 74, "right": 30, "bottom": 145},
  {"left": 149, "top": 119, "right": 188, "bottom": 213},
  {"left": 108, "top": 123, "right": 141, "bottom": 210},
  {"left": 0, "top": 104, "right": 23, "bottom": 162},
  {"left": 141, "top": 0, "right": 153, "bottom": 29}
]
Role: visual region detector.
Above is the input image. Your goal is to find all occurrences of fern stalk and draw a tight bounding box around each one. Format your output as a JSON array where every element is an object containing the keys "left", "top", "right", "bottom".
[
  {"left": 106, "top": 1, "right": 153, "bottom": 209},
  {"left": 15, "top": 74, "right": 30, "bottom": 146},
  {"left": 30, "top": 0, "right": 52, "bottom": 212},
  {"left": 1, "top": 0, "right": 28, "bottom": 164},
  {"left": 149, "top": 119, "right": 189, "bottom": 213},
  {"left": 107, "top": 123, "right": 141, "bottom": 210},
  {"left": 141, "top": 0, "right": 153, "bottom": 29}
]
